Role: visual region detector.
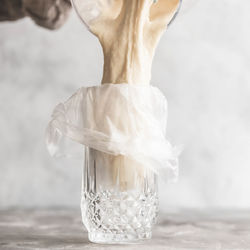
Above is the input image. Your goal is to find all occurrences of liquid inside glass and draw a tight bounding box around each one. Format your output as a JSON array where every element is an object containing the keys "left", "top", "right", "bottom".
[{"left": 81, "top": 147, "right": 158, "bottom": 244}]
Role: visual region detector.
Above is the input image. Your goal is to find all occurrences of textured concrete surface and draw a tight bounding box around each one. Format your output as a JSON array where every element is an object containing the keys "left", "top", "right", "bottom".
[
  {"left": 0, "top": 0, "right": 250, "bottom": 209},
  {"left": 0, "top": 209, "right": 250, "bottom": 250}
]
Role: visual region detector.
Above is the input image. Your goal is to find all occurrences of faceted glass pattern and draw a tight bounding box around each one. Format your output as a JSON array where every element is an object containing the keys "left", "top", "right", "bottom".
[{"left": 81, "top": 147, "right": 158, "bottom": 244}]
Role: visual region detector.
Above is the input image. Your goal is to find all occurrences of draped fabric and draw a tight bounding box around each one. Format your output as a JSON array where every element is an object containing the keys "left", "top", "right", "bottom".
[{"left": 46, "top": 83, "right": 180, "bottom": 181}]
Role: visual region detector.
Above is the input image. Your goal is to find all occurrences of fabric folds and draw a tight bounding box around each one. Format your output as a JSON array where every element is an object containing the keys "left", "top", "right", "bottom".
[{"left": 46, "top": 83, "right": 180, "bottom": 181}]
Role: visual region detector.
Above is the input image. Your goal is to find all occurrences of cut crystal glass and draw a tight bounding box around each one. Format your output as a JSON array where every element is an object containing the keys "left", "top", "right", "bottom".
[{"left": 81, "top": 147, "right": 159, "bottom": 243}]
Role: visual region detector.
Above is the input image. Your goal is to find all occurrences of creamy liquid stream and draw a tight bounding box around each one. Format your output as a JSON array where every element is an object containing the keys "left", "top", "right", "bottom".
[{"left": 77, "top": 0, "right": 180, "bottom": 189}]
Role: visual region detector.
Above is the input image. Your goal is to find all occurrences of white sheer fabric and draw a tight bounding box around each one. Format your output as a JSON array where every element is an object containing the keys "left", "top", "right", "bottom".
[{"left": 46, "top": 83, "right": 180, "bottom": 181}]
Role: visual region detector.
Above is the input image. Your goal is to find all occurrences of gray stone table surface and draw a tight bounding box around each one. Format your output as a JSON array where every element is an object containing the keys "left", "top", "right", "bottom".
[{"left": 0, "top": 209, "right": 250, "bottom": 250}]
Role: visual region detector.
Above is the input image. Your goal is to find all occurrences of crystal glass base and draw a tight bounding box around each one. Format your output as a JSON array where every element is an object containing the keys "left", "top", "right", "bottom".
[
  {"left": 88, "top": 231, "right": 152, "bottom": 244},
  {"left": 81, "top": 189, "right": 158, "bottom": 244},
  {"left": 81, "top": 148, "right": 158, "bottom": 244}
]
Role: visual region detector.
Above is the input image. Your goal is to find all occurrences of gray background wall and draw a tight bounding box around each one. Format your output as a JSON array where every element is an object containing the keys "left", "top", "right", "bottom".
[{"left": 0, "top": 0, "right": 250, "bottom": 210}]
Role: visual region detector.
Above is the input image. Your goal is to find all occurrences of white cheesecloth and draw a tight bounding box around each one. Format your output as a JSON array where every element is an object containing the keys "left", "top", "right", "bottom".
[{"left": 46, "top": 83, "right": 180, "bottom": 181}]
